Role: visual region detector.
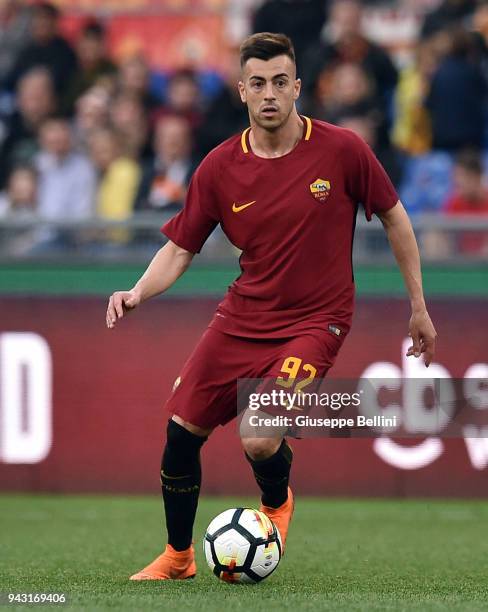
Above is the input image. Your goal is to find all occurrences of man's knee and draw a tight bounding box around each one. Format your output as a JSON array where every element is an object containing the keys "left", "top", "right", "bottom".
[
  {"left": 171, "top": 414, "right": 213, "bottom": 438},
  {"left": 242, "top": 437, "right": 282, "bottom": 461},
  {"left": 163, "top": 418, "right": 209, "bottom": 470}
]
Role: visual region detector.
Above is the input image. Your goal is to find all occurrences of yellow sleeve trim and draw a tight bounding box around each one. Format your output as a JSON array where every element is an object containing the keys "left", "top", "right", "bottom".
[
  {"left": 303, "top": 116, "right": 312, "bottom": 141},
  {"left": 241, "top": 127, "right": 251, "bottom": 153}
]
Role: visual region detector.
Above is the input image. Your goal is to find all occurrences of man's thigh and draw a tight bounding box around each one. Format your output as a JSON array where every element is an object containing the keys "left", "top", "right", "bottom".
[
  {"left": 240, "top": 330, "right": 345, "bottom": 436},
  {"left": 166, "top": 327, "right": 345, "bottom": 430},
  {"left": 165, "top": 328, "right": 281, "bottom": 429},
  {"left": 263, "top": 329, "right": 344, "bottom": 384}
]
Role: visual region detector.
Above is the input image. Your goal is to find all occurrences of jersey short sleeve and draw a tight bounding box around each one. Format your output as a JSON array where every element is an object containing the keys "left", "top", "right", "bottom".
[
  {"left": 345, "top": 131, "right": 399, "bottom": 221},
  {"left": 161, "top": 155, "right": 219, "bottom": 253}
]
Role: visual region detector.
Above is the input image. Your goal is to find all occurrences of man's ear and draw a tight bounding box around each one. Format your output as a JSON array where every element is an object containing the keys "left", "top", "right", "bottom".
[
  {"left": 238, "top": 80, "right": 247, "bottom": 104},
  {"left": 294, "top": 78, "right": 301, "bottom": 100}
]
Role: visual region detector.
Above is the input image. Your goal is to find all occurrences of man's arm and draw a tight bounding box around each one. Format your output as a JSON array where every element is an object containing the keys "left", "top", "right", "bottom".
[
  {"left": 106, "top": 240, "right": 193, "bottom": 329},
  {"left": 377, "top": 201, "right": 437, "bottom": 367}
]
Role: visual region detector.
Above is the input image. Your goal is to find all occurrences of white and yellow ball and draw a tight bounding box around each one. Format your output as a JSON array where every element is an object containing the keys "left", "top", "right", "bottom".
[{"left": 204, "top": 508, "right": 282, "bottom": 583}]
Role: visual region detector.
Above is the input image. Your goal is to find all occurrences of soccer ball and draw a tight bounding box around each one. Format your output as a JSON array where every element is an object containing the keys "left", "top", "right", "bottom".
[{"left": 204, "top": 508, "right": 282, "bottom": 583}]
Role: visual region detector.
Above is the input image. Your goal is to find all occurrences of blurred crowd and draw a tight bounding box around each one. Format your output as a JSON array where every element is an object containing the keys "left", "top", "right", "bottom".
[{"left": 0, "top": 0, "right": 487, "bottom": 255}]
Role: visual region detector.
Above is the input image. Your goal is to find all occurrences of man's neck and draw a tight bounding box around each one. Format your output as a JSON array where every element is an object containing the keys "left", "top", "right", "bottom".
[{"left": 249, "top": 111, "right": 303, "bottom": 159}]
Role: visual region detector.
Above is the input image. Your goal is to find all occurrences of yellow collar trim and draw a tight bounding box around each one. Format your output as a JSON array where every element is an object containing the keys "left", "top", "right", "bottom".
[
  {"left": 240, "top": 117, "right": 311, "bottom": 153},
  {"left": 241, "top": 127, "right": 251, "bottom": 153}
]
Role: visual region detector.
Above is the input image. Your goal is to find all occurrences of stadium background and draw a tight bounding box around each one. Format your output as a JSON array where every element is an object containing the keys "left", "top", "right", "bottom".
[{"left": 0, "top": 0, "right": 487, "bottom": 499}]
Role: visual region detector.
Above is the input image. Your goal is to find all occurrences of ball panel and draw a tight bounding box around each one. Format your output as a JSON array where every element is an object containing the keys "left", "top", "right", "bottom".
[
  {"left": 206, "top": 509, "right": 236, "bottom": 536},
  {"left": 213, "top": 528, "right": 251, "bottom": 568},
  {"left": 250, "top": 540, "right": 281, "bottom": 578},
  {"left": 203, "top": 540, "right": 215, "bottom": 570},
  {"left": 275, "top": 524, "right": 283, "bottom": 554},
  {"left": 238, "top": 509, "right": 275, "bottom": 541},
  {"left": 216, "top": 569, "right": 255, "bottom": 584},
  {"left": 236, "top": 572, "right": 255, "bottom": 584}
]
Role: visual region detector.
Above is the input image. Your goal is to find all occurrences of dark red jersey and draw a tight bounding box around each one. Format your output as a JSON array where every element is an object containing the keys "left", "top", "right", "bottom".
[{"left": 162, "top": 117, "right": 398, "bottom": 339}]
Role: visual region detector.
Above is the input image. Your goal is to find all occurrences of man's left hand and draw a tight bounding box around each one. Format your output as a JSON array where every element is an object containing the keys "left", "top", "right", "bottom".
[{"left": 407, "top": 309, "right": 437, "bottom": 367}]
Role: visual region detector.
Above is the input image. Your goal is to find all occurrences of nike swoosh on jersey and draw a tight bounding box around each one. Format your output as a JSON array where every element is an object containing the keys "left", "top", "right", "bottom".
[{"left": 232, "top": 200, "right": 256, "bottom": 213}]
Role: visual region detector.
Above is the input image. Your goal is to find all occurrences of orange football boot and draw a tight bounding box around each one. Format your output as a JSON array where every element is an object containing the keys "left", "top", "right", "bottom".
[
  {"left": 129, "top": 544, "right": 196, "bottom": 580},
  {"left": 259, "top": 486, "right": 294, "bottom": 553}
]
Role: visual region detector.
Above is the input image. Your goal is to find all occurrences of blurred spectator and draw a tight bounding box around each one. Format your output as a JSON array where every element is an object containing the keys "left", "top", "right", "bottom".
[
  {"left": 88, "top": 127, "right": 140, "bottom": 224},
  {"left": 444, "top": 149, "right": 488, "bottom": 214},
  {"left": 36, "top": 117, "right": 96, "bottom": 220},
  {"left": 63, "top": 21, "right": 116, "bottom": 114},
  {"left": 2, "top": 2, "right": 77, "bottom": 95},
  {"left": 117, "top": 55, "right": 161, "bottom": 112},
  {"left": 337, "top": 113, "right": 404, "bottom": 188},
  {"left": 110, "top": 93, "right": 150, "bottom": 161},
  {"left": 0, "top": 0, "right": 31, "bottom": 79},
  {"left": 423, "top": 149, "right": 488, "bottom": 258},
  {"left": 392, "top": 40, "right": 438, "bottom": 155},
  {"left": 472, "top": 1, "right": 488, "bottom": 83},
  {"left": 196, "top": 46, "right": 249, "bottom": 156},
  {"left": 0, "top": 68, "right": 56, "bottom": 187},
  {"left": 72, "top": 86, "right": 110, "bottom": 152},
  {"left": 0, "top": 165, "right": 37, "bottom": 217},
  {"left": 421, "top": 0, "right": 477, "bottom": 40},
  {"left": 399, "top": 152, "right": 454, "bottom": 215},
  {"left": 0, "top": 164, "right": 39, "bottom": 255},
  {"left": 301, "top": 0, "right": 397, "bottom": 141},
  {"left": 473, "top": 1, "right": 488, "bottom": 48},
  {"left": 251, "top": 0, "right": 326, "bottom": 72},
  {"left": 154, "top": 69, "right": 203, "bottom": 131},
  {"left": 306, "top": 62, "right": 382, "bottom": 128},
  {"left": 135, "top": 115, "right": 195, "bottom": 212},
  {"left": 426, "top": 27, "right": 487, "bottom": 151}
]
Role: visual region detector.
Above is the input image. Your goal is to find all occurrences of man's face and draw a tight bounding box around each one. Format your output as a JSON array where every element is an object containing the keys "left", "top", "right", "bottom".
[
  {"left": 238, "top": 55, "right": 300, "bottom": 130},
  {"left": 155, "top": 117, "right": 191, "bottom": 162},
  {"left": 31, "top": 11, "right": 57, "bottom": 43},
  {"left": 330, "top": 0, "right": 362, "bottom": 39},
  {"left": 77, "top": 34, "right": 104, "bottom": 68},
  {"left": 89, "top": 132, "right": 117, "bottom": 170},
  {"left": 40, "top": 120, "right": 72, "bottom": 158},
  {"left": 453, "top": 166, "right": 482, "bottom": 201},
  {"left": 18, "top": 73, "right": 54, "bottom": 123}
]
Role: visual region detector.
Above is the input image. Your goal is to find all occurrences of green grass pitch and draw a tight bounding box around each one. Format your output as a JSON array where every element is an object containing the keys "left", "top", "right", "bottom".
[{"left": 1, "top": 494, "right": 488, "bottom": 611}]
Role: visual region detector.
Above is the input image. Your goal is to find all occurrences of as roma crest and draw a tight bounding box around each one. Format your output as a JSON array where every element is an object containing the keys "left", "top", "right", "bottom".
[{"left": 310, "top": 178, "right": 331, "bottom": 203}]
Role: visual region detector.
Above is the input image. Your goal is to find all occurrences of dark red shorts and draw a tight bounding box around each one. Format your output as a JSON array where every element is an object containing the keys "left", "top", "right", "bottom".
[{"left": 165, "top": 327, "right": 344, "bottom": 429}]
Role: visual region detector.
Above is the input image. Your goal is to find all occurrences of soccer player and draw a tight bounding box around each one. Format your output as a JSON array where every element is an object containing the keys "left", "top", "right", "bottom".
[{"left": 105, "top": 33, "right": 437, "bottom": 580}]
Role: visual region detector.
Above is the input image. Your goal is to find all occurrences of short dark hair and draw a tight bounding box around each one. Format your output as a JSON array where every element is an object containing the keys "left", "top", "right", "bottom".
[
  {"left": 8, "top": 164, "right": 37, "bottom": 181},
  {"left": 170, "top": 68, "right": 198, "bottom": 85},
  {"left": 40, "top": 115, "right": 70, "bottom": 128},
  {"left": 34, "top": 2, "right": 60, "bottom": 20},
  {"left": 82, "top": 21, "right": 105, "bottom": 39},
  {"left": 239, "top": 32, "right": 295, "bottom": 68},
  {"left": 455, "top": 149, "right": 483, "bottom": 175}
]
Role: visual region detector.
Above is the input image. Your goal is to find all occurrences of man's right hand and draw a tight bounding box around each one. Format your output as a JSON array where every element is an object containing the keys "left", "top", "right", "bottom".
[
  {"left": 105, "top": 241, "right": 194, "bottom": 329},
  {"left": 106, "top": 289, "right": 142, "bottom": 329}
]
